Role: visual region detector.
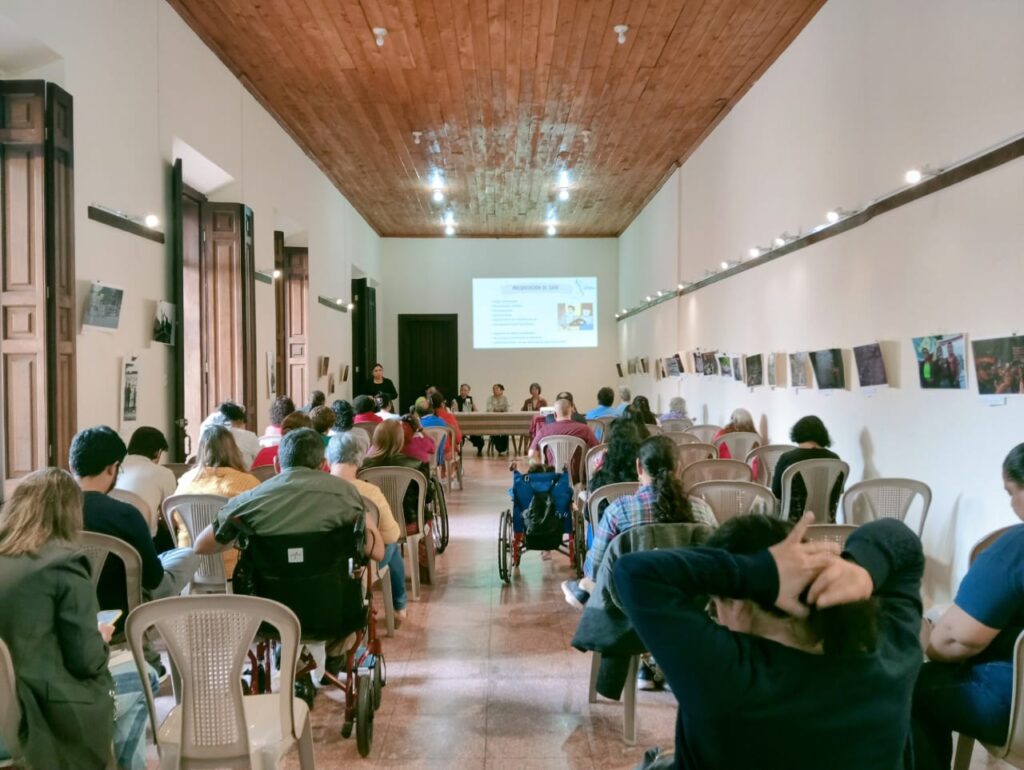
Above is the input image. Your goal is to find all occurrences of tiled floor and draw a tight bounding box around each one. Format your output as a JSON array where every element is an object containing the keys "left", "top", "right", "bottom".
[{"left": 148, "top": 454, "right": 1012, "bottom": 769}]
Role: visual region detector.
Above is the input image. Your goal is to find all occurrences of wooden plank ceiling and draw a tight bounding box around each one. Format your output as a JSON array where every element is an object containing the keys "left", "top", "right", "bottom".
[{"left": 168, "top": 0, "right": 825, "bottom": 237}]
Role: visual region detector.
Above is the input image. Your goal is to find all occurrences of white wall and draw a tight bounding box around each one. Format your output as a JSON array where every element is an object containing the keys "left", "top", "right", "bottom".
[
  {"left": 379, "top": 238, "right": 619, "bottom": 411},
  {"left": 0, "top": 0, "right": 380, "bottom": 446},
  {"left": 617, "top": 0, "right": 1024, "bottom": 600}
]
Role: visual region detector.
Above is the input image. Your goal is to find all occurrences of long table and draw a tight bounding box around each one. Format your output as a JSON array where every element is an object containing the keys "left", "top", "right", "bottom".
[{"left": 453, "top": 411, "right": 538, "bottom": 455}]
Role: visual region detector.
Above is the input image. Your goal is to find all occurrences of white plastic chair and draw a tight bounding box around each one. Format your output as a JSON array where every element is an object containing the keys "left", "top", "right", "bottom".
[
  {"left": 358, "top": 466, "right": 434, "bottom": 601},
  {"left": 422, "top": 427, "right": 454, "bottom": 494},
  {"left": 361, "top": 495, "right": 395, "bottom": 637},
  {"left": 645, "top": 424, "right": 663, "bottom": 437},
  {"left": 441, "top": 424, "right": 463, "bottom": 490},
  {"left": 779, "top": 459, "right": 850, "bottom": 523},
  {"left": 841, "top": 478, "right": 932, "bottom": 535},
  {"left": 162, "top": 462, "right": 193, "bottom": 481},
  {"left": 680, "top": 459, "right": 752, "bottom": 490},
  {"left": 689, "top": 480, "right": 777, "bottom": 524},
  {"left": 660, "top": 418, "right": 693, "bottom": 433},
  {"left": 161, "top": 495, "right": 230, "bottom": 593},
  {"left": 353, "top": 422, "right": 378, "bottom": 445},
  {"left": 110, "top": 488, "right": 157, "bottom": 537},
  {"left": 587, "top": 417, "right": 613, "bottom": 441},
  {"left": 538, "top": 435, "right": 589, "bottom": 487},
  {"left": 587, "top": 482, "right": 640, "bottom": 527},
  {"left": 250, "top": 464, "right": 277, "bottom": 482},
  {"left": 584, "top": 444, "right": 608, "bottom": 486},
  {"left": 78, "top": 532, "right": 144, "bottom": 614},
  {"left": 674, "top": 443, "right": 718, "bottom": 477},
  {"left": 666, "top": 432, "right": 700, "bottom": 447},
  {"left": 745, "top": 444, "right": 797, "bottom": 486},
  {"left": 125, "top": 594, "right": 314, "bottom": 770},
  {"left": 0, "top": 640, "right": 22, "bottom": 768},
  {"left": 713, "top": 432, "right": 761, "bottom": 462},
  {"left": 804, "top": 524, "right": 858, "bottom": 553},
  {"left": 685, "top": 425, "right": 721, "bottom": 444}
]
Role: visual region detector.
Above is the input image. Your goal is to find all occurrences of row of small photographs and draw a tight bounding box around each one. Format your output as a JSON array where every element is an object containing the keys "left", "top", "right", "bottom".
[{"left": 618, "top": 333, "right": 1024, "bottom": 395}]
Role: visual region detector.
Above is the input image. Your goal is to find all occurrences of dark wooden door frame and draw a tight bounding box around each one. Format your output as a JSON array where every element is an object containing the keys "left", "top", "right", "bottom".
[{"left": 397, "top": 313, "right": 458, "bottom": 413}]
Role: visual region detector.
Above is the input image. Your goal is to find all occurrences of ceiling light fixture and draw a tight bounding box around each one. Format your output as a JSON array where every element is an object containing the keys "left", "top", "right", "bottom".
[
  {"left": 432, "top": 189, "right": 444, "bottom": 203},
  {"left": 645, "top": 295, "right": 652, "bottom": 302},
  {"left": 676, "top": 283, "right": 684, "bottom": 291},
  {"left": 347, "top": 302, "right": 355, "bottom": 310},
  {"left": 904, "top": 168, "right": 923, "bottom": 185},
  {"left": 720, "top": 260, "right": 730, "bottom": 270},
  {"left": 547, "top": 224, "right": 557, "bottom": 236},
  {"left": 656, "top": 290, "right": 664, "bottom": 297},
  {"left": 825, "top": 209, "right": 844, "bottom": 224},
  {"left": 558, "top": 188, "right": 570, "bottom": 202},
  {"left": 412, "top": 131, "right": 422, "bottom": 145},
  {"left": 748, "top": 247, "right": 761, "bottom": 259},
  {"left": 144, "top": 214, "right": 160, "bottom": 228},
  {"left": 621, "top": 308, "right": 628, "bottom": 314},
  {"left": 556, "top": 169, "right": 571, "bottom": 201},
  {"left": 373, "top": 27, "right": 388, "bottom": 47},
  {"left": 445, "top": 224, "right": 455, "bottom": 236},
  {"left": 272, "top": 269, "right": 282, "bottom": 279},
  {"left": 581, "top": 129, "right": 592, "bottom": 144},
  {"left": 335, "top": 298, "right": 344, "bottom": 306},
  {"left": 443, "top": 210, "right": 455, "bottom": 226},
  {"left": 613, "top": 24, "right": 628, "bottom": 45}
]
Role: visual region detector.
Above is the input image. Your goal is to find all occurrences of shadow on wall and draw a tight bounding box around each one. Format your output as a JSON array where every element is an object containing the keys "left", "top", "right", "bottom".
[
  {"left": 758, "top": 414, "right": 770, "bottom": 444},
  {"left": 922, "top": 493, "right": 961, "bottom": 604},
  {"left": 859, "top": 427, "right": 881, "bottom": 481}
]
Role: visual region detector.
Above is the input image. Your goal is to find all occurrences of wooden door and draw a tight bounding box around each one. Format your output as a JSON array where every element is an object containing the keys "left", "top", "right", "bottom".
[
  {"left": 0, "top": 81, "right": 48, "bottom": 487},
  {"left": 282, "top": 246, "right": 308, "bottom": 403},
  {"left": 351, "top": 277, "right": 377, "bottom": 396},
  {"left": 397, "top": 314, "right": 457, "bottom": 413}
]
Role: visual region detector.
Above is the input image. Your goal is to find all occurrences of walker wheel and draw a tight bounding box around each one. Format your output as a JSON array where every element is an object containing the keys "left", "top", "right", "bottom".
[
  {"left": 356, "top": 671, "right": 374, "bottom": 757},
  {"left": 498, "top": 510, "right": 511, "bottom": 583}
]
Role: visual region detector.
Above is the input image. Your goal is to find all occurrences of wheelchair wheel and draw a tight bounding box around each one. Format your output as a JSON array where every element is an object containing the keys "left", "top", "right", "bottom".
[
  {"left": 432, "top": 480, "right": 450, "bottom": 554},
  {"left": 372, "top": 656, "right": 384, "bottom": 711},
  {"left": 572, "top": 507, "right": 586, "bottom": 578},
  {"left": 356, "top": 671, "right": 374, "bottom": 757},
  {"left": 498, "top": 510, "right": 511, "bottom": 583}
]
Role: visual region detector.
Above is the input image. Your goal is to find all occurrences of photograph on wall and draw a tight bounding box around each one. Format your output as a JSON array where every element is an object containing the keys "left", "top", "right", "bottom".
[
  {"left": 627, "top": 359, "right": 636, "bottom": 375},
  {"left": 972, "top": 336, "right": 1024, "bottom": 395},
  {"left": 767, "top": 353, "right": 778, "bottom": 387},
  {"left": 616, "top": 363, "right": 624, "bottom": 378},
  {"left": 120, "top": 354, "right": 139, "bottom": 429},
  {"left": 810, "top": 348, "right": 846, "bottom": 390},
  {"left": 693, "top": 352, "right": 704, "bottom": 374},
  {"left": 328, "top": 372, "right": 336, "bottom": 395},
  {"left": 745, "top": 354, "right": 764, "bottom": 387},
  {"left": 789, "top": 352, "right": 810, "bottom": 389},
  {"left": 83, "top": 282, "right": 125, "bottom": 332},
  {"left": 732, "top": 357, "right": 743, "bottom": 382},
  {"left": 152, "top": 301, "right": 175, "bottom": 345},
  {"left": 666, "top": 354, "right": 682, "bottom": 377},
  {"left": 266, "top": 351, "right": 277, "bottom": 397},
  {"left": 717, "top": 355, "right": 732, "bottom": 378},
  {"left": 341, "top": 364, "right": 349, "bottom": 383},
  {"left": 640, "top": 357, "right": 650, "bottom": 374},
  {"left": 853, "top": 342, "right": 888, "bottom": 388},
  {"left": 319, "top": 356, "right": 331, "bottom": 378},
  {"left": 653, "top": 358, "right": 662, "bottom": 381},
  {"left": 912, "top": 333, "right": 967, "bottom": 389},
  {"left": 701, "top": 351, "right": 718, "bottom": 376}
]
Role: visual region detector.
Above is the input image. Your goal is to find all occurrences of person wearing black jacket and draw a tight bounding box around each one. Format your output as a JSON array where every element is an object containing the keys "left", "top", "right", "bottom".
[{"left": 614, "top": 513, "right": 923, "bottom": 770}]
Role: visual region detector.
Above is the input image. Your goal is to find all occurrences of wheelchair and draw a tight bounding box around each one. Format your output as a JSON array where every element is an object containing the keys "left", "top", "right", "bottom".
[
  {"left": 234, "top": 524, "right": 385, "bottom": 757},
  {"left": 498, "top": 469, "right": 578, "bottom": 583},
  {"left": 427, "top": 472, "right": 450, "bottom": 554}
]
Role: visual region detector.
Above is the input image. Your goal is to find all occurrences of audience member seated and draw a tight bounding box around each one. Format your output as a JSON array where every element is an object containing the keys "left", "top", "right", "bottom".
[
  {"left": 419, "top": 396, "right": 450, "bottom": 465},
  {"left": 0, "top": 468, "right": 150, "bottom": 770},
  {"left": 585, "top": 386, "right": 619, "bottom": 423},
  {"left": 327, "top": 431, "right": 407, "bottom": 623},
  {"left": 713, "top": 407, "right": 760, "bottom": 462},
  {"left": 376, "top": 395, "right": 401, "bottom": 421},
  {"left": 529, "top": 398, "right": 599, "bottom": 476},
  {"left": 369, "top": 362, "right": 398, "bottom": 403},
  {"left": 193, "top": 429, "right": 384, "bottom": 668},
  {"left": 173, "top": 425, "right": 260, "bottom": 574},
  {"left": 309, "top": 404, "right": 337, "bottom": 444},
  {"left": 252, "top": 412, "right": 314, "bottom": 469},
  {"left": 544, "top": 391, "right": 587, "bottom": 425},
  {"left": 302, "top": 389, "right": 326, "bottom": 413},
  {"left": 622, "top": 405, "right": 652, "bottom": 441},
  {"left": 353, "top": 394, "right": 383, "bottom": 424},
  {"left": 452, "top": 383, "right": 485, "bottom": 456},
  {"left": 912, "top": 443, "right": 1024, "bottom": 769},
  {"left": 433, "top": 390, "right": 463, "bottom": 446},
  {"left": 563, "top": 435, "right": 714, "bottom": 608},
  {"left": 420, "top": 392, "right": 463, "bottom": 466},
  {"left": 615, "top": 385, "right": 632, "bottom": 415},
  {"left": 487, "top": 383, "right": 511, "bottom": 455},
  {"left": 614, "top": 513, "right": 924, "bottom": 770},
  {"left": 771, "top": 415, "right": 842, "bottom": 520},
  {"left": 72, "top": 426, "right": 199, "bottom": 639},
  {"left": 199, "top": 401, "right": 261, "bottom": 468},
  {"left": 401, "top": 411, "right": 437, "bottom": 465},
  {"left": 628, "top": 395, "right": 659, "bottom": 426},
  {"left": 660, "top": 396, "right": 689, "bottom": 423},
  {"left": 362, "top": 420, "right": 433, "bottom": 530},
  {"left": 588, "top": 418, "right": 642, "bottom": 497},
  {"left": 521, "top": 382, "right": 548, "bottom": 411},
  {"left": 115, "top": 426, "right": 176, "bottom": 535},
  {"left": 260, "top": 395, "right": 295, "bottom": 447},
  {"left": 329, "top": 399, "right": 355, "bottom": 435}
]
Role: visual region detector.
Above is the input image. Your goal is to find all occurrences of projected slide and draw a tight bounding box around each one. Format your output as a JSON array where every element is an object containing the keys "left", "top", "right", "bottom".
[{"left": 473, "top": 277, "right": 598, "bottom": 349}]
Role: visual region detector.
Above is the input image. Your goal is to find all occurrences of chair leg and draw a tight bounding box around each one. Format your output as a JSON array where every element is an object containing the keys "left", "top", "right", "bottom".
[
  {"left": 423, "top": 527, "right": 437, "bottom": 585},
  {"left": 588, "top": 652, "right": 601, "bottom": 704},
  {"left": 407, "top": 536, "right": 422, "bottom": 601},
  {"left": 297, "top": 715, "right": 316, "bottom": 769},
  {"left": 623, "top": 654, "right": 639, "bottom": 746},
  {"left": 380, "top": 568, "right": 396, "bottom": 637},
  {"left": 952, "top": 734, "right": 976, "bottom": 770}
]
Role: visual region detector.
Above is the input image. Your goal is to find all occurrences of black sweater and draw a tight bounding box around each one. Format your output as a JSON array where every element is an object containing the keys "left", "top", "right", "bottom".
[{"left": 614, "top": 518, "right": 923, "bottom": 770}]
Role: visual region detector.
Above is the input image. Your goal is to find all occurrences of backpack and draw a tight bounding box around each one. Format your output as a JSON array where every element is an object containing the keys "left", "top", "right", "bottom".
[{"left": 523, "top": 476, "right": 565, "bottom": 551}]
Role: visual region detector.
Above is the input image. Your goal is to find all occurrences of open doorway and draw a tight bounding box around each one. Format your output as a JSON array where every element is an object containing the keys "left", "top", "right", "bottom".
[
  {"left": 397, "top": 314, "right": 457, "bottom": 413},
  {"left": 273, "top": 230, "right": 309, "bottom": 405}
]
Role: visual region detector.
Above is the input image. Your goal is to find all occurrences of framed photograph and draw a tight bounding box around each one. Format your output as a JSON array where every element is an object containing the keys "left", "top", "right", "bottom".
[
  {"left": 693, "top": 352, "right": 703, "bottom": 374},
  {"left": 745, "top": 354, "right": 763, "bottom": 387},
  {"left": 790, "top": 352, "right": 810, "bottom": 389},
  {"left": 120, "top": 354, "right": 139, "bottom": 431},
  {"left": 341, "top": 364, "right": 350, "bottom": 383},
  {"left": 912, "top": 334, "right": 967, "bottom": 389},
  {"left": 616, "top": 362, "right": 624, "bottom": 378},
  {"left": 717, "top": 355, "right": 732, "bottom": 378},
  {"left": 853, "top": 343, "right": 888, "bottom": 388},
  {"left": 83, "top": 282, "right": 125, "bottom": 332},
  {"left": 702, "top": 352, "right": 719, "bottom": 376},
  {"left": 972, "top": 336, "right": 1024, "bottom": 395},
  {"left": 810, "top": 349, "right": 846, "bottom": 390},
  {"left": 732, "top": 357, "right": 743, "bottom": 382},
  {"left": 640, "top": 357, "right": 650, "bottom": 374},
  {"left": 266, "top": 351, "right": 277, "bottom": 398},
  {"left": 328, "top": 372, "right": 336, "bottom": 395},
  {"left": 152, "top": 301, "right": 174, "bottom": 345}
]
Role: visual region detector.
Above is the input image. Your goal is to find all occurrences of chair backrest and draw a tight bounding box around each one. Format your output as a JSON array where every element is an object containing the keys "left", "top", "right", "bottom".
[
  {"left": 588, "top": 482, "right": 640, "bottom": 524},
  {"left": 780, "top": 458, "right": 851, "bottom": 523},
  {"left": 360, "top": 496, "right": 380, "bottom": 528},
  {"left": 689, "top": 480, "right": 777, "bottom": 524},
  {"left": 0, "top": 639, "right": 21, "bottom": 761},
  {"left": 441, "top": 424, "right": 459, "bottom": 458},
  {"left": 422, "top": 427, "right": 447, "bottom": 470},
  {"left": 686, "top": 425, "right": 721, "bottom": 444},
  {"left": 804, "top": 524, "right": 858, "bottom": 553},
  {"left": 161, "top": 495, "right": 230, "bottom": 586},
  {"left": 841, "top": 478, "right": 933, "bottom": 534},
  {"left": 162, "top": 462, "right": 193, "bottom": 480},
  {"left": 126, "top": 594, "right": 301, "bottom": 762},
  {"left": 358, "top": 466, "right": 427, "bottom": 539},
  {"left": 249, "top": 464, "right": 277, "bottom": 482},
  {"left": 680, "top": 459, "right": 752, "bottom": 490},
  {"left": 109, "top": 488, "right": 156, "bottom": 536},
  {"left": 660, "top": 418, "right": 693, "bottom": 433},
  {"left": 713, "top": 431, "right": 761, "bottom": 461},
  {"left": 745, "top": 444, "right": 797, "bottom": 486},
  {"left": 970, "top": 525, "right": 1017, "bottom": 566},
  {"left": 538, "top": 435, "right": 588, "bottom": 481},
  {"left": 645, "top": 424, "right": 663, "bottom": 436},
  {"left": 674, "top": 443, "right": 718, "bottom": 477},
  {"left": 78, "top": 531, "right": 144, "bottom": 613},
  {"left": 587, "top": 417, "right": 613, "bottom": 439},
  {"left": 353, "top": 422, "right": 378, "bottom": 444},
  {"left": 584, "top": 444, "right": 608, "bottom": 485},
  {"left": 666, "top": 431, "right": 700, "bottom": 447},
  {"left": 999, "top": 629, "right": 1024, "bottom": 764}
]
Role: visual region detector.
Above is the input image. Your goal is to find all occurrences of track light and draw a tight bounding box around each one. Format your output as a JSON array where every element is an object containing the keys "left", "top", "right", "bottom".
[
  {"left": 373, "top": 27, "right": 387, "bottom": 47},
  {"left": 645, "top": 295, "right": 652, "bottom": 302},
  {"left": 720, "top": 260, "right": 730, "bottom": 270},
  {"left": 656, "top": 290, "right": 664, "bottom": 297},
  {"left": 347, "top": 302, "right": 355, "bottom": 311},
  {"left": 748, "top": 247, "right": 761, "bottom": 259},
  {"left": 621, "top": 308, "right": 628, "bottom": 314},
  {"left": 825, "top": 209, "right": 842, "bottom": 224},
  {"left": 144, "top": 214, "right": 160, "bottom": 228},
  {"left": 904, "top": 168, "right": 922, "bottom": 185},
  {"left": 547, "top": 224, "right": 557, "bottom": 236},
  {"left": 676, "top": 283, "right": 684, "bottom": 291},
  {"left": 335, "top": 298, "right": 344, "bottom": 306},
  {"left": 272, "top": 269, "right": 282, "bottom": 279},
  {"left": 445, "top": 224, "right": 455, "bottom": 236},
  {"left": 613, "top": 24, "right": 628, "bottom": 44}
]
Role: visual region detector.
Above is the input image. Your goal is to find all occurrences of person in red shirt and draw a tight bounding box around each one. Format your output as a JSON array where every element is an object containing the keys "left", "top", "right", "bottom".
[
  {"left": 529, "top": 398, "right": 598, "bottom": 481},
  {"left": 353, "top": 395, "right": 383, "bottom": 424},
  {"left": 400, "top": 411, "right": 436, "bottom": 465},
  {"left": 430, "top": 391, "right": 463, "bottom": 447},
  {"left": 251, "top": 412, "right": 313, "bottom": 468}
]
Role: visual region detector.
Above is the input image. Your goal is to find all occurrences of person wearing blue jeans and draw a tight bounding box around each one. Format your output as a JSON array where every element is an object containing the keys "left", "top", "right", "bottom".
[
  {"left": 913, "top": 443, "right": 1024, "bottom": 768},
  {"left": 327, "top": 431, "right": 408, "bottom": 622}
]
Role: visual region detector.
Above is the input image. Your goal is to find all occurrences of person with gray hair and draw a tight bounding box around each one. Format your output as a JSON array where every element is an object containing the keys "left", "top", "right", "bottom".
[
  {"left": 616, "top": 385, "right": 632, "bottom": 415},
  {"left": 193, "top": 428, "right": 385, "bottom": 564},
  {"left": 327, "top": 432, "right": 408, "bottom": 622},
  {"left": 528, "top": 397, "right": 599, "bottom": 476},
  {"left": 660, "top": 396, "right": 689, "bottom": 422}
]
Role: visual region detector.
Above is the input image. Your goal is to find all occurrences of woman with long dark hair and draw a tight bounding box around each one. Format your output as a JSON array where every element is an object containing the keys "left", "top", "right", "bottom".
[
  {"left": 589, "top": 418, "right": 641, "bottom": 492},
  {"left": 628, "top": 395, "right": 659, "bottom": 426}
]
